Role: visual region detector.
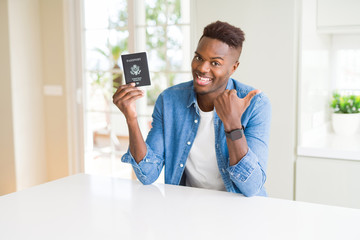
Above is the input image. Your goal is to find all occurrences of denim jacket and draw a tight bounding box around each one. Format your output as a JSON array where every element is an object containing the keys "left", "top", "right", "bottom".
[{"left": 121, "top": 78, "right": 271, "bottom": 197}]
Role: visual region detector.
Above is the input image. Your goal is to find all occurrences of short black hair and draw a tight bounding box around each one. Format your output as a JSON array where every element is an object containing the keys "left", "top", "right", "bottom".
[{"left": 200, "top": 21, "right": 245, "bottom": 49}]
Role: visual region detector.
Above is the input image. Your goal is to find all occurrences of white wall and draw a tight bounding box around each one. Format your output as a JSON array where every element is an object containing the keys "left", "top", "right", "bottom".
[
  {"left": 193, "top": 0, "right": 298, "bottom": 199},
  {"left": 8, "top": 0, "right": 47, "bottom": 190},
  {"left": 40, "top": 0, "right": 69, "bottom": 181},
  {"left": 0, "top": 0, "right": 17, "bottom": 195},
  {"left": 0, "top": 0, "right": 70, "bottom": 194}
]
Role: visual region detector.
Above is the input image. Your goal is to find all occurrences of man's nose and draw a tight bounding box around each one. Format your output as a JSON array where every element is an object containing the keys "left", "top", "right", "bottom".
[{"left": 197, "top": 61, "right": 210, "bottom": 73}]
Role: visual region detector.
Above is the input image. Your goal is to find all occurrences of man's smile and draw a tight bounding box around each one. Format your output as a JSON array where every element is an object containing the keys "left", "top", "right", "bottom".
[{"left": 195, "top": 73, "right": 212, "bottom": 86}]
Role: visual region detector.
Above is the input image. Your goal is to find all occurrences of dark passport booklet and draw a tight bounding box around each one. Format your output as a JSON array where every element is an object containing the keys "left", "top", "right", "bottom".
[{"left": 121, "top": 52, "right": 151, "bottom": 86}]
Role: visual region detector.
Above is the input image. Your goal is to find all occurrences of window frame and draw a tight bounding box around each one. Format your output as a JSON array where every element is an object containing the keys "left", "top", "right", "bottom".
[{"left": 68, "top": 0, "right": 194, "bottom": 178}]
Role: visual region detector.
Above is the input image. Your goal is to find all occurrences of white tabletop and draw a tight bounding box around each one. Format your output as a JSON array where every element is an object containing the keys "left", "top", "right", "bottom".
[{"left": 0, "top": 174, "right": 359, "bottom": 240}]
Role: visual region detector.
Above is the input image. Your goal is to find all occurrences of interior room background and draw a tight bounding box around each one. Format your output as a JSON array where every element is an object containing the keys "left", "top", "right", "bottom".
[{"left": 1, "top": 0, "right": 359, "bottom": 209}]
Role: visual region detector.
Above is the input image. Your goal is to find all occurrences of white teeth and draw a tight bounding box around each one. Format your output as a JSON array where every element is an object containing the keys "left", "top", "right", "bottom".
[
  {"left": 196, "top": 74, "right": 211, "bottom": 86},
  {"left": 197, "top": 74, "right": 210, "bottom": 81}
]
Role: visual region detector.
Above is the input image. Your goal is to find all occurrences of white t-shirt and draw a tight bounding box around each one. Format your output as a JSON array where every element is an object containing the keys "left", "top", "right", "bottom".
[{"left": 184, "top": 107, "right": 226, "bottom": 191}]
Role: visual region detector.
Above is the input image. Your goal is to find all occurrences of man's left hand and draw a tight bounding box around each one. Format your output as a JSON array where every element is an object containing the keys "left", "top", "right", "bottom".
[{"left": 214, "top": 89, "right": 261, "bottom": 132}]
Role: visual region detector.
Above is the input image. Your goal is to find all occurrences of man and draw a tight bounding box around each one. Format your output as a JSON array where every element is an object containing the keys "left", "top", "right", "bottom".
[{"left": 113, "top": 21, "right": 271, "bottom": 197}]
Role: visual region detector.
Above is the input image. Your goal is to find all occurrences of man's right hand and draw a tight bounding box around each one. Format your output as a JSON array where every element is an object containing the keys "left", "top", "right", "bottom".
[{"left": 112, "top": 83, "right": 144, "bottom": 121}]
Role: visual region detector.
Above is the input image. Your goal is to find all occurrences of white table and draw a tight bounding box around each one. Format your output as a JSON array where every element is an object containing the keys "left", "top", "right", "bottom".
[{"left": 0, "top": 174, "right": 359, "bottom": 240}]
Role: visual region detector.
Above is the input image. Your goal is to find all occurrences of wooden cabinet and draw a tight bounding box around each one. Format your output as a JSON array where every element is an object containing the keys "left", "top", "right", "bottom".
[
  {"left": 296, "top": 156, "right": 360, "bottom": 209},
  {"left": 317, "top": 0, "right": 360, "bottom": 33}
]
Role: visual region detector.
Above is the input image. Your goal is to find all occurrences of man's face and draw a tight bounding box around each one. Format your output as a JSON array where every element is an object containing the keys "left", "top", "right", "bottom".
[{"left": 191, "top": 37, "right": 240, "bottom": 97}]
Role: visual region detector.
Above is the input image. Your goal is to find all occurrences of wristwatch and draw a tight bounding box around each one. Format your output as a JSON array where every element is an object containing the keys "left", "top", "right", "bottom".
[{"left": 225, "top": 126, "right": 244, "bottom": 141}]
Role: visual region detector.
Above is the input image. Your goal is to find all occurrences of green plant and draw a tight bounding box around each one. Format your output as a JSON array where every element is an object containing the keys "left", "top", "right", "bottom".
[
  {"left": 330, "top": 91, "right": 360, "bottom": 113},
  {"left": 94, "top": 40, "right": 127, "bottom": 91},
  {"left": 89, "top": 69, "right": 112, "bottom": 101}
]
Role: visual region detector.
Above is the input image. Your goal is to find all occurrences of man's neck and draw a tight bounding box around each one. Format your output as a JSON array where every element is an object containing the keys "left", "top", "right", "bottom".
[{"left": 197, "top": 94, "right": 215, "bottom": 112}]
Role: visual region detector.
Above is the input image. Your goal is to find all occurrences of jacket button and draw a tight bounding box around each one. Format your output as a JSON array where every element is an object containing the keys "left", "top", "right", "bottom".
[
  {"left": 187, "top": 141, "right": 191, "bottom": 145},
  {"left": 194, "top": 119, "right": 198, "bottom": 123},
  {"left": 180, "top": 164, "right": 184, "bottom": 167}
]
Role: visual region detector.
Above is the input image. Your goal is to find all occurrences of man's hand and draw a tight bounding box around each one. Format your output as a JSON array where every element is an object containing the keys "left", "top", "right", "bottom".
[
  {"left": 112, "top": 83, "right": 144, "bottom": 121},
  {"left": 214, "top": 89, "right": 261, "bottom": 132}
]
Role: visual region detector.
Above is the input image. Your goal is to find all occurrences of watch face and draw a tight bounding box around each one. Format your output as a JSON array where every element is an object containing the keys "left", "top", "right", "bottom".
[
  {"left": 230, "top": 129, "right": 243, "bottom": 140},
  {"left": 225, "top": 126, "right": 245, "bottom": 140}
]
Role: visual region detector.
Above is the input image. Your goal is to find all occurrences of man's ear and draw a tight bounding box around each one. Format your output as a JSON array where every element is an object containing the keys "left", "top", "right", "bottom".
[{"left": 231, "top": 61, "right": 240, "bottom": 74}]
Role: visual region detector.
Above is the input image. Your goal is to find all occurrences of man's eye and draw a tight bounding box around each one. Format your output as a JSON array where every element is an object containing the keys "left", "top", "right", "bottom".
[
  {"left": 211, "top": 61, "right": 220, "bottom": 66},
  {"left": 194, "top": 56, "right": 202, "bottom": 61}
]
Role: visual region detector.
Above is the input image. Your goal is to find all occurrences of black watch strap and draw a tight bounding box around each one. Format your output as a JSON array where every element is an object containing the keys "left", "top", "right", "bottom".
[{"left": 225, "top": 126, "right": 244, "bottom": 141}]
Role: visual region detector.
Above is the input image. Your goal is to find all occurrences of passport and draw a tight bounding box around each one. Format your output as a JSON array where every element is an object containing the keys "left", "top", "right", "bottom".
[{"left": 121, "top": 52, "right": 151, "bottom": 87}]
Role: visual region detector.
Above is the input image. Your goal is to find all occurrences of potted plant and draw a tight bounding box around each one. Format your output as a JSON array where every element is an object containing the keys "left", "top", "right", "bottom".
[
  {"left": 330, "top": 91, "right": 360, "bottom": 136},
  {"left": 94, "top": 40, "right": 127, "bottom": 91}
]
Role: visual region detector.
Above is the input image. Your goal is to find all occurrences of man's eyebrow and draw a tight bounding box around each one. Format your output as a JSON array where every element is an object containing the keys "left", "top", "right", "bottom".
[{"left": 194, "top": 51, "right": 224, "bottom": 60}]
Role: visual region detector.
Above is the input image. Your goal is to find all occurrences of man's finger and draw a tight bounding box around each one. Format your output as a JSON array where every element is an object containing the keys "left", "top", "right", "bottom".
[
  {"left": 126, "top": 94, "right": 145, "bottom": 103},
  {"left": 113, "top": 83, "right": 135, "bottom": 97},
  {"left": 244, "top": 89, "right": 261, "bottom": 102},
  {"left": 113, "top": 91, "right": 144, "bottom": 107},
  {"left": 113, "top": 83, "right": 138, "bottom": 99},
  {"left": 114, "top": 89, "right": 144, "bottom": 103},
  {"left": 229, "top": 89, "right": 237, "bottom": 95}
]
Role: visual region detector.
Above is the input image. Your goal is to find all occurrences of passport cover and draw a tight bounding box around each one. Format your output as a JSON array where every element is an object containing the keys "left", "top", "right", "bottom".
[{"left": 121, "top": 52, "right": 151, "bottom": 87}]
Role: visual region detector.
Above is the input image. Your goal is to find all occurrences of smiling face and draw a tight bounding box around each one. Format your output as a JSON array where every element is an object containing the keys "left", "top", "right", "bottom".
[{"left": 192, "top": 37, "right": 240, "bottom": 99}]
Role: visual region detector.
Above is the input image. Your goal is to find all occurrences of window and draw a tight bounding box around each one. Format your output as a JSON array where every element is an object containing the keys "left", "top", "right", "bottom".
[
  {"left": 332, "top": 35, "right": 360, "bottom": 92},
  {"left": 82, "top": 0, "right": 191, "bottom": 180}
]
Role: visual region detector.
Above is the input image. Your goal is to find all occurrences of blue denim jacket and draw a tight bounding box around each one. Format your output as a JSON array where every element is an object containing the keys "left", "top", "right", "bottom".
[{"left": 121, "top": 78, "right": 271, "bottom": 197}]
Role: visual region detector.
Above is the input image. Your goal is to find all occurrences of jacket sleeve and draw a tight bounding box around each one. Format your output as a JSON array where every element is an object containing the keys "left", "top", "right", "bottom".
[
  {"left": 227, "top": 92, "right": 272, "bottom": 196},
  {"left": 121, "top": 94, "right": 165, "bottom": 185}
]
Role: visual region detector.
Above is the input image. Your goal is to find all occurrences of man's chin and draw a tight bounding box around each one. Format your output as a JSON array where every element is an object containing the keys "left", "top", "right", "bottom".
[{"left": 193, "top": 85, "right": 209, "bottom": 95}]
